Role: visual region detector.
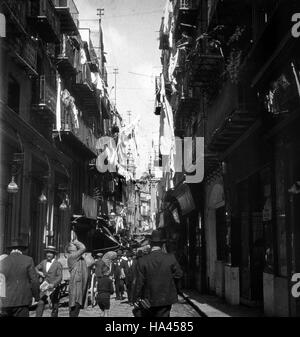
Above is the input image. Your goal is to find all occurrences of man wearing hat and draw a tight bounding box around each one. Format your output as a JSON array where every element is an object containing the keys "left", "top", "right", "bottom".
[
  {"left": 121, "top": 251, "right": 135, "bottom": 305},
  {"left": 133, "top": 230, "right": 183, "bottom": 317},
  {"left": 112, "top": 250, "right": 125, "bottom": 300},
  {"left": 35, "top": 246, "right": 62, "bottom": 317},
  {"left": 0, "top": 239, "right": 40, "bottom": 317}
]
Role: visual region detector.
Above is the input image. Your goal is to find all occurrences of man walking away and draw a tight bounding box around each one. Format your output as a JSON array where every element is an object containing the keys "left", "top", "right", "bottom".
[
  {"left": 134, "top": 230, "right": 183, "bottom": 317},
  {"left": 0, "top": 240, "right": 40, "bottom": 317},
  {"left": 96, "top": 265, "right": 114, "bottom": 317},
  {"left": 67, "top": 238, "right": 88, "bottom": 317},
  {"left": 35, "top": 246, "right": 62, "bottom": 317}
]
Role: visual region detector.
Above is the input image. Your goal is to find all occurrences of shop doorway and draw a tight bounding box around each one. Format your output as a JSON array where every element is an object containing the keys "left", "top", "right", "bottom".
[{"left": 238, "top": 171, "right": 268, "bottom": 306}]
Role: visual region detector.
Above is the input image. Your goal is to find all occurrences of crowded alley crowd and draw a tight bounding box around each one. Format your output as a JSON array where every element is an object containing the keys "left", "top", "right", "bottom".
[{"left": 0, "top": 230, "right": 183, "bottom": 318}]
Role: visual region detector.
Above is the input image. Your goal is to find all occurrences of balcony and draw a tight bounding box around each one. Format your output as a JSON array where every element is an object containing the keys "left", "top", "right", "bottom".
[
  {"left": 57, "top": 34, "right": 77, "bottom": 76},
  {"left": 243, "top": 0, "right": 300, "bottom": 88},
  {"left": 173, "top": 0, "right": 199, "bottom": 42},
  {"left": 54, "top": 109, "right": 97, "bottom": 158},
  {"left": 2, "top": 0, "right": 27, "bottom": 34},
  {"left": 32, "top": 75, "right": 57, "bottom": 121},
  {"left": 206, "top": 80, "right": 258, "bottom": 153},
  {"left": 28, "top": 0, "right": 60, "bottom": 43},
  {"left": 73, "top": 64, "right": 100, "bottom": 115},
  {"left": 207, "top": 0, "right": 248, "bottom": 32},
  {"left": 175, "top": 49, "right": 187, "bottom": 73},
  {"left": 6, "top": 35, "right": 38, "bottom": 77},
  {"left": 74, "top": 63, "right": 93, "bottom": 91},
  {"left": 189, "top": 38, "right": 223, "bottom": 86},
  {"left": 52, "top": 0, "right": 79, "bottom": 34},
  {"left": 176, "top": 0, "right": 198, "bottom": 11}
]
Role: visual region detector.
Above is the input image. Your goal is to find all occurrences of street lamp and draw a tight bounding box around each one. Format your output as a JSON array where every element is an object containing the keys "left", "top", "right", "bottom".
[
  {"left": 7, "top": 176, "right": 19, "bottom": 194},
  {"left": 59, "top": 199, "right": 68, "bottom": 210},
  {"left": 7, "top": 153, "right": 24, "bottom": 194},
  {"left": 38, "top": 191, "right": 47, "bottom": 204}
]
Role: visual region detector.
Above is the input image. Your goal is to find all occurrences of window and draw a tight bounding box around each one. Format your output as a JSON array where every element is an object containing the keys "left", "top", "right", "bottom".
[{"left": 7, "top": 75, "right": 20, "bottom": 114}]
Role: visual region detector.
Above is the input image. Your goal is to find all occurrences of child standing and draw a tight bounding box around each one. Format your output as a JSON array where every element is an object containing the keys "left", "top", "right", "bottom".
[{"left": 96, "top": 266, "right": 114, "bottom": 317}]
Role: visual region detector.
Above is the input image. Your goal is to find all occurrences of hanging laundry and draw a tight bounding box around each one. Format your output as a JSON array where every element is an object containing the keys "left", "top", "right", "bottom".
[
  {"left": 168, "top": 50, "right": 179, "bottom": 84},
  {"left": 163, "top": 0, "right": 173, "bottom": 35},
  {"left": 115, "top": 216, "right": 124, "bottom": 233},
  {"left": 56, "top": 74, "right": 62, "bottom": 131},
  {"left": 91, "top": 72, "right": 104, "bottom": 93},
  {"left": 61, "top": 89, "right": 79, "bottom": 129},
  {"left": 80, "top": 48, "right": 87, "bottom": 65},
  {"left": 117, "top": 165, "right": 133, "bottom": 182}
]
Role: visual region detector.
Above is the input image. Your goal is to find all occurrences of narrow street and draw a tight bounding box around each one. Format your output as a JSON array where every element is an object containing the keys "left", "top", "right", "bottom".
[
  {"left": 31, "top": 296, "right": 200, "bottom": 318},
  {"left": 1, "top": 0, "right": 300, "bottom": 321}
]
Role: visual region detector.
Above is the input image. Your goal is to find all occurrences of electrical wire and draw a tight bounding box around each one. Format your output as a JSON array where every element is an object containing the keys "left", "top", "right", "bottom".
[{"left": 79, "top": 10, "right": 162, "bottom": 20}]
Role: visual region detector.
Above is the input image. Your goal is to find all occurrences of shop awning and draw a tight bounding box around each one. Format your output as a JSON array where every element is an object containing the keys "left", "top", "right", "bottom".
[{"left": 71, "top": 215, "right": 121, "bottom": 252}]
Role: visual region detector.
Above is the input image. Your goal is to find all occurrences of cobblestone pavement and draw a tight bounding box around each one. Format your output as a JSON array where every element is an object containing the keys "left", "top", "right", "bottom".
[{"left": 30, "top": 295, "right": 199, "bottom": 317}]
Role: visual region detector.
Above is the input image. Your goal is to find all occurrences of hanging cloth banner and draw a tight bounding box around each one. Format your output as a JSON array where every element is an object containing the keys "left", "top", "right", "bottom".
[
  {"left": 56, "top": 73, "right": 62, "bottom": 131},
  {"left": 80, "top": 48, "right": 87, "bottom": 65},
  {"left": 159, "top": 74, "right": 175, "bottom": 157},
  {"left": 91, "top": 72, "right": 104, "bottom": 93}
]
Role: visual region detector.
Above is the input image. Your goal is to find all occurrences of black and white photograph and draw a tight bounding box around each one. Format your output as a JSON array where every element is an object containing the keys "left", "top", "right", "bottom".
[{"left": 1, "top": 0, "right": 300, "bottom": 326}]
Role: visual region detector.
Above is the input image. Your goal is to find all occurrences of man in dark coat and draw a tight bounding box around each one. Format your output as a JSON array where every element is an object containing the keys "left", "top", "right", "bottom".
[
  {"left": 0, "top": 240, "right": 40, "bottom": 317},
  {"left": 134, "top": 230, "right": 183, "bottom": 317},
  {"left": 121, "top": 251, "right": 135, "bottom": 305},
  {"left": 112, "top": 250, "right": 125, "bottom": 300},
  {"left": 35, "top": 246, "right": 62, "bottom": 317}
]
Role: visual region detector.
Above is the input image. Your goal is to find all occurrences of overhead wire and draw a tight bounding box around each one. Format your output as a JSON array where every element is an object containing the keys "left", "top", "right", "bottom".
[{"left": 79, "top": 9, "right": 162, "bottom": 20}]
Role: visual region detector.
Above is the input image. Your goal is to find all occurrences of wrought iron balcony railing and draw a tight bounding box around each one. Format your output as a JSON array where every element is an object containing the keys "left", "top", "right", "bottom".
[
  {"left": 34, "top": 75, "right": 57, "bottom": 116},
  {"left": 6, "top": 33, "right": 38, "bottom": 76},
  {"left": 52, "top": 0, "right": 79, "bottom": 34},
  {"left": 57, "top": 34, "right": 77, "bottom": 75},
  {"left": 177, "top": 0, "right": 197, "bottom": 10},
  {"left": 28, "top": 0, "right": 60, "bottom": 43},
  {"left": 59, "top": 109, "right": 97, "bottom": 156},
  {"left": 3, "top": 0, "right": 27, "bottom": 31},
  {"left": 206, "top": 80, "right": 258, "bottom": 152},
  {"left": 75, "top": 63, "right": 93, "bottom": 91}
]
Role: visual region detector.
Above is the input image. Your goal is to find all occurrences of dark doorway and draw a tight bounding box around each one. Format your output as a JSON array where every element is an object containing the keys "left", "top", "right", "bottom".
[
  {"left": 238, "top": 171, "right": 266, "bottom": 306},
  {"left": 216, "top": 206, "right": 227, "bottom": 261}
]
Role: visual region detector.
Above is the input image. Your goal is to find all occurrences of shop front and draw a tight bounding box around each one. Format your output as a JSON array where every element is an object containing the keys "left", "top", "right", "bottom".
[{"left": 161, "top": 182, "right": 205, "bottom": 290}]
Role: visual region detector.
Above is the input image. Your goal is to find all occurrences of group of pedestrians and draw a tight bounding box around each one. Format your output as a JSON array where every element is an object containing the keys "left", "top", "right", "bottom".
[
  {"left": 93, "top": 229, "right": 183, "bottom": 318},
  {"left": 0, "top": 229, "right": 183, "bottom": 318},
  {"left": 0, "top": 235, "right": 89, "bottom": 318}
]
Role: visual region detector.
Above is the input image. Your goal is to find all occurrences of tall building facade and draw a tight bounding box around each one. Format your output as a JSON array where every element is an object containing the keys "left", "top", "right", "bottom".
[
  {"left": 0, "top": 0, "right": 122, "bottom": 263},
  {"left": 157, "top": 0, "right": 300, "bottom": 316}
]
